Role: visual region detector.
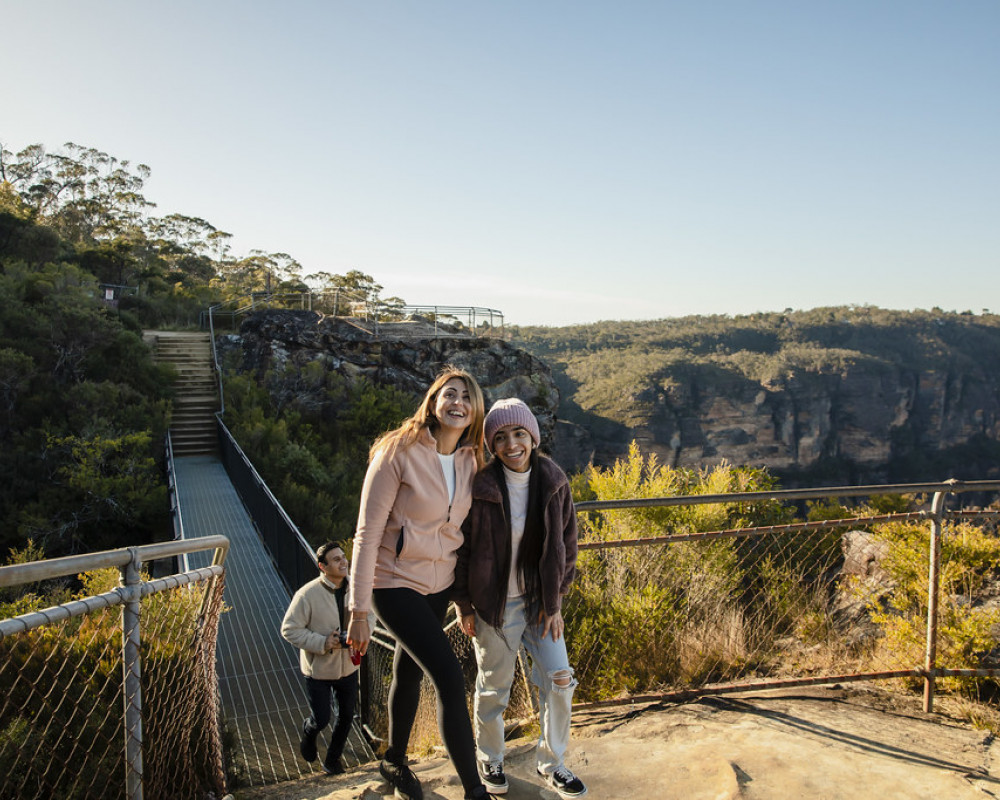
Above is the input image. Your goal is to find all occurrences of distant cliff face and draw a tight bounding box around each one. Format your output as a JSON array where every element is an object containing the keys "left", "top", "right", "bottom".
[
  {"left": 218, "top": 309, "right": 561, "bottom": 446},
  {"left": 514, "top": 309, "right": 1000, "bottom": 484},
  {"left": 622, "top": 368, "right": 1000, "bottom": 481},
  {"left": 222, "top": 309, "right": 1000, "bottom": 485},
  {"left": 550, "top": 362, "right": 1000, "bottom": 484}
]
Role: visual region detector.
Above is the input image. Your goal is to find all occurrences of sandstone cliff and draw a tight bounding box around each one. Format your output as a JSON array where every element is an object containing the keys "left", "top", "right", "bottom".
[
  {"left": 217, "top": 309, "right": 561, "bottom": 444},
  {"left": 513, "top": 308, "right": 1000, "bottom": 484},
  {"left": 619, "top": 364, "right": 1000, "bottom": 483}
]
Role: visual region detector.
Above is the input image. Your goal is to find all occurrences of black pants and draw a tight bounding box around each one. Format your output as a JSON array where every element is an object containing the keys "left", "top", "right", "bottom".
[
  {"left": 304, "top": 671, "right": 358, "bottom": 767},
  {"left": 372, "top": 586, "right": 481, "bottom": 794}
]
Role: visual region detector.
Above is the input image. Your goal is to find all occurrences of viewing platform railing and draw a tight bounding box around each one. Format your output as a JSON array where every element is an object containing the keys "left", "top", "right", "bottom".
[{"left": 201, "top": 291, "right": 504, "bottom": 339}]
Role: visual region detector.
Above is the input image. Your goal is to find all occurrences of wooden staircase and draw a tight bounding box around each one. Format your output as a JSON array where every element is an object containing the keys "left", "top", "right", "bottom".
[{"left": 146, "top": 331, "right": 220, "bottom": 456}]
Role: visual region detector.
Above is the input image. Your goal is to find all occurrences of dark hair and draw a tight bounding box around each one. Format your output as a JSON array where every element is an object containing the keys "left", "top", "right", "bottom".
[
  {"left": 369, "top": 365, "right": 487, "bottom": 471},
  {"left": 489, "top": 451, "right": 545, "bottom": 626},
  {"left": 316, "top": 542, "right": 341, "bottom": 565},
  {"left": 513, "top": 451, "right": 545, "bottom": 619}
]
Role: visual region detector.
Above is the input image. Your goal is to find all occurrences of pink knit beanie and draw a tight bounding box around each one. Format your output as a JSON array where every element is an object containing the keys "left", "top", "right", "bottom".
[{"left": 484, "top": 398, "right": 540, "bottom": 450}]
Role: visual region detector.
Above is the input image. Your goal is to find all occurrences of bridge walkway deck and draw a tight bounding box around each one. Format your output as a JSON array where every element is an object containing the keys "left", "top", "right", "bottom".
[{"left": 172, "top": 454, "right": 374, "bottom": 788}]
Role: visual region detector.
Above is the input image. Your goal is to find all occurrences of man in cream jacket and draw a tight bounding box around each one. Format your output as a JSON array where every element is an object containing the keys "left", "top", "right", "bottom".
[{"left": 281, "top": 542, "right": 359, "bottom": 775}]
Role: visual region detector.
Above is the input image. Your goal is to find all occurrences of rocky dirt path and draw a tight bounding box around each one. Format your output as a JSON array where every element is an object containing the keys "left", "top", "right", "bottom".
[{"left": 234, "top": 686, "right": 1000, "bottom": 800}]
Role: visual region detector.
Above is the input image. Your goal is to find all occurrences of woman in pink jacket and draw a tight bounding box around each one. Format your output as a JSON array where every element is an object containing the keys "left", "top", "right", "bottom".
[{"left": 347, "top": 366, "right": 489, "bottom": 800}]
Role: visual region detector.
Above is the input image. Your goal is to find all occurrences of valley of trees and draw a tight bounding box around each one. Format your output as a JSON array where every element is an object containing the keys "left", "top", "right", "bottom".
[
  {"left": 513, "top": 306, "right": 1000, "bottom": 419},
  {"left": 511, "top": 308, "right": 1000, "bottom": 482},
  {"left": 5, "top": 136, "right": 1000, "bottom": 560}
]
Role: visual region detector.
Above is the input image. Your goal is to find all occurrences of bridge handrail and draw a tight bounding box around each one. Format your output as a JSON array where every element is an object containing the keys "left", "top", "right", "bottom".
[
  {"left": 215, "top": 415, "right": 317, "bottom": 593},
  {"left": 0, "top": 535, "right": 230, "bottom": 589}
]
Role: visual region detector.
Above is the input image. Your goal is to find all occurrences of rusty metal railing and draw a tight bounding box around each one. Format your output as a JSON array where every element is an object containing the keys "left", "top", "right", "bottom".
[{"left": 571, "top": 479, "right": 1000, "bottom": 714}]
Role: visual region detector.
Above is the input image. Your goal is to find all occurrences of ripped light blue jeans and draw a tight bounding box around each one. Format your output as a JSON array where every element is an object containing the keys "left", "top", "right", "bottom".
[{"left": 472, "top": 594, "right": 577, "bottom": 774}]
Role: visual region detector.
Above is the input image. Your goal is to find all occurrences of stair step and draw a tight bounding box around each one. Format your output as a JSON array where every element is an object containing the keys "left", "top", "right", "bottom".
[
  {"left": 173, "top": 393, "right": 218, "bottom": 403},
  {"left": 171, "top": 422, "right": 217, "bottom": 433},
  {"left": 171, "top": 409, "right": 216, "bottom": 419},
  {"left": 174, "top": 381, "right": 217, "bottom": 392},
  {"left": 146, "top": 330, "right": 221, "bottom": 427},
  {"left": 170, "top": 432, "right": 219, "bottom": 445},
  {"left": 172, "top": 444, "right": 219, "bottom": 456}
]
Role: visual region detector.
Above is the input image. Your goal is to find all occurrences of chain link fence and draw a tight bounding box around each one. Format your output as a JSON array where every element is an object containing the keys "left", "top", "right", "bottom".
[
  {"left": 566, "top": 481, "right": 1000, "bottom": 709},
  {"left": 357, "top": 480, "right": 1000, "bottom": 752},
  {"left": 0, "top": 538, "right": 229, "bottom": 800}
]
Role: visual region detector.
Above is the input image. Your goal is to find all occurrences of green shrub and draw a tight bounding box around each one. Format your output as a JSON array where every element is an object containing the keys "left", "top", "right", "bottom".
[
  {"left": 566, "top": 443, "right": 824, "bottom": 698},
  {"left": 222, "top": 361, "right": 413, "bottom": 544},
  {"left": 859, "top": 521, "right": 1000, "bottom": 689}
]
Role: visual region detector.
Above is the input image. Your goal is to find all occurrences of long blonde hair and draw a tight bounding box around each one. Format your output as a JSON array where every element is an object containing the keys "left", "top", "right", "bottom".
[{"left": 369, "top": 366, "right": 486, "bottom": 470}]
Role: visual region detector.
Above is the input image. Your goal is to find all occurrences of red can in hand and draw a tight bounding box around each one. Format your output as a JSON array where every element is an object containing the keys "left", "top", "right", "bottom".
[{"left": 339, "top": 631, "right": 362, "bottom": 664}]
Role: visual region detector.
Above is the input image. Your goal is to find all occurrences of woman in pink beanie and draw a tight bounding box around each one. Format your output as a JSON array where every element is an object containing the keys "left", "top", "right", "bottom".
[{"left": 453, "top": 398, "right": 587, "bottom": 799}]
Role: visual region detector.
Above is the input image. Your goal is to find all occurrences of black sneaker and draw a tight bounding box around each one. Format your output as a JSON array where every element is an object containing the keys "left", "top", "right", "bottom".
[
  {"left": 379, "top": 758, "right": 424, "bottom": 800},
  {"left": 538, "top": 766, "right": 587, "bottom": 799},
  {"left": 299, "top": 720, "right": 318, "bottom": 762},
  {"left": 322, "top": 757, "right": 344, "bottom": 775},
  {"left": 479, "top": 761, "right": 508, "bottom": 794}
]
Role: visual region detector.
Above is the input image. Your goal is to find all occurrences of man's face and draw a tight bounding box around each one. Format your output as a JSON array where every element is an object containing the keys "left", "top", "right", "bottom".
[{"left": 319, "top": 547, "right": 348, "bottom": 582}]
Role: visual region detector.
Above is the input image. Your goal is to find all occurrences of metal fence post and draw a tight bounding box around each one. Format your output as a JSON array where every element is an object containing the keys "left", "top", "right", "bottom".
[
  {"left": 923, "top": 491, "right": 947, "bottom": 713},
  {"left": 122, "top": 548, "right": 145, "bottom": 800}
]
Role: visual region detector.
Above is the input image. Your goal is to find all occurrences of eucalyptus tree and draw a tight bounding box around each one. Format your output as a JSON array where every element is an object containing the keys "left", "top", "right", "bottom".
[{"left": 0, "top": 141, "right": 154, "bottom": 245}]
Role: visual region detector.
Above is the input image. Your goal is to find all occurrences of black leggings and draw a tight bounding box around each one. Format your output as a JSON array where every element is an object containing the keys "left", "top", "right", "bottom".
[{"left": 372, "top": 586, "right": 480, "bottom": 794}]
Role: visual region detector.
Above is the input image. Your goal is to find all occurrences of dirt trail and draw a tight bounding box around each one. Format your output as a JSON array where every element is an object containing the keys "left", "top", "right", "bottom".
[{"left": 233, "top": 686, "right": 1000, "bottom": 800}]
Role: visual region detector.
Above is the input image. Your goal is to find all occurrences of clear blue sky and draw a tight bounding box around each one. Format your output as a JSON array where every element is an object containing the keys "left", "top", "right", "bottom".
[{"left": 3, "top": 1, "right": 998, "bottom": 326}]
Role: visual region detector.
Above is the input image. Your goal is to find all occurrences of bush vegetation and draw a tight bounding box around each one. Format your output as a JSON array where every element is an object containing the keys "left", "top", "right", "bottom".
[
  {"left": 0, "top": 256, "right": 174, "bottom": 557},
  {"left": 221, "top": 358, "right": 416, "bottom": 545},
  {"left": 0, "top": 547, "right": 225, "bottom": 799},
  {"left": 565, "top": 442, "right": 1000, "bottom": 704},
  {"left": 852, "top": 521, "right": 1000, "bottom": 689}
]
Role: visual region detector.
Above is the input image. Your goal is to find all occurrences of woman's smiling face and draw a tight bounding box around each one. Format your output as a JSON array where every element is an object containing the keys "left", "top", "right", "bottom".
[
  {"left": 432, "top": 377, "right": 473, "bottom": 434},
  {"left": 491, "top": 424, "right": 534, "bottom": 472}
]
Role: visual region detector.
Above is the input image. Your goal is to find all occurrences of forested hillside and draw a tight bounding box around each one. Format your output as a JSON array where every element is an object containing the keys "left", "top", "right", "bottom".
[
  {"left": 5, "top": 138, "right": 1000, "bottom": 561},
  {"left": 0, "top": 142, "right": 198, "bottom": 556},
  {"left": 0, "top": 139, "right": 307, "bottom": 558},
  {"left": 512, "top": 308, "right": 1000, "bottom": 484},
  {"left": 0, "top": 139, "right": 412, "bottom": 558}
]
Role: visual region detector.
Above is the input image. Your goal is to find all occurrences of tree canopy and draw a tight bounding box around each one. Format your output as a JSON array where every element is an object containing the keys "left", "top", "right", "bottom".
[{"left": 0, "top": 137, "right": 402, "bottom": 558}]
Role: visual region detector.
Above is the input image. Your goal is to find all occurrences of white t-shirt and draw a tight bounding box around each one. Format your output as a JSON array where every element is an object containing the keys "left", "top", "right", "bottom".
[
  {"left": 437, "top": 451, "right": 456, "bottom": 503},
  {"left": 504, "top": 465, "right": 531, "bottom": 598}
]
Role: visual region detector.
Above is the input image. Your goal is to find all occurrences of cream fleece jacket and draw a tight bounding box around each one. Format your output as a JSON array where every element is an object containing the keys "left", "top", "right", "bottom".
[{"left": 281, "top": 576, "right": 358, "bottom": 680}]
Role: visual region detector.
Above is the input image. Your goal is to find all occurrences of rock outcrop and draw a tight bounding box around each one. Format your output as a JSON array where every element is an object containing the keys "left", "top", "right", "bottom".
[
  {"left": 558, "top": 363, "right": 1000, "bottom": 483},
  {"left": 219, "top": 310, "right": 1000, "bottom": 485},
  {"left": 216, "top": 309, "right": 561, "bottom": 446}
]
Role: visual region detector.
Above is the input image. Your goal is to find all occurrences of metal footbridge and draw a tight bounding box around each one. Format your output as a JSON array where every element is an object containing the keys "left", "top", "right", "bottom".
[{"left": 173, "top": 453, "right": 374, "bottom": 788}]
